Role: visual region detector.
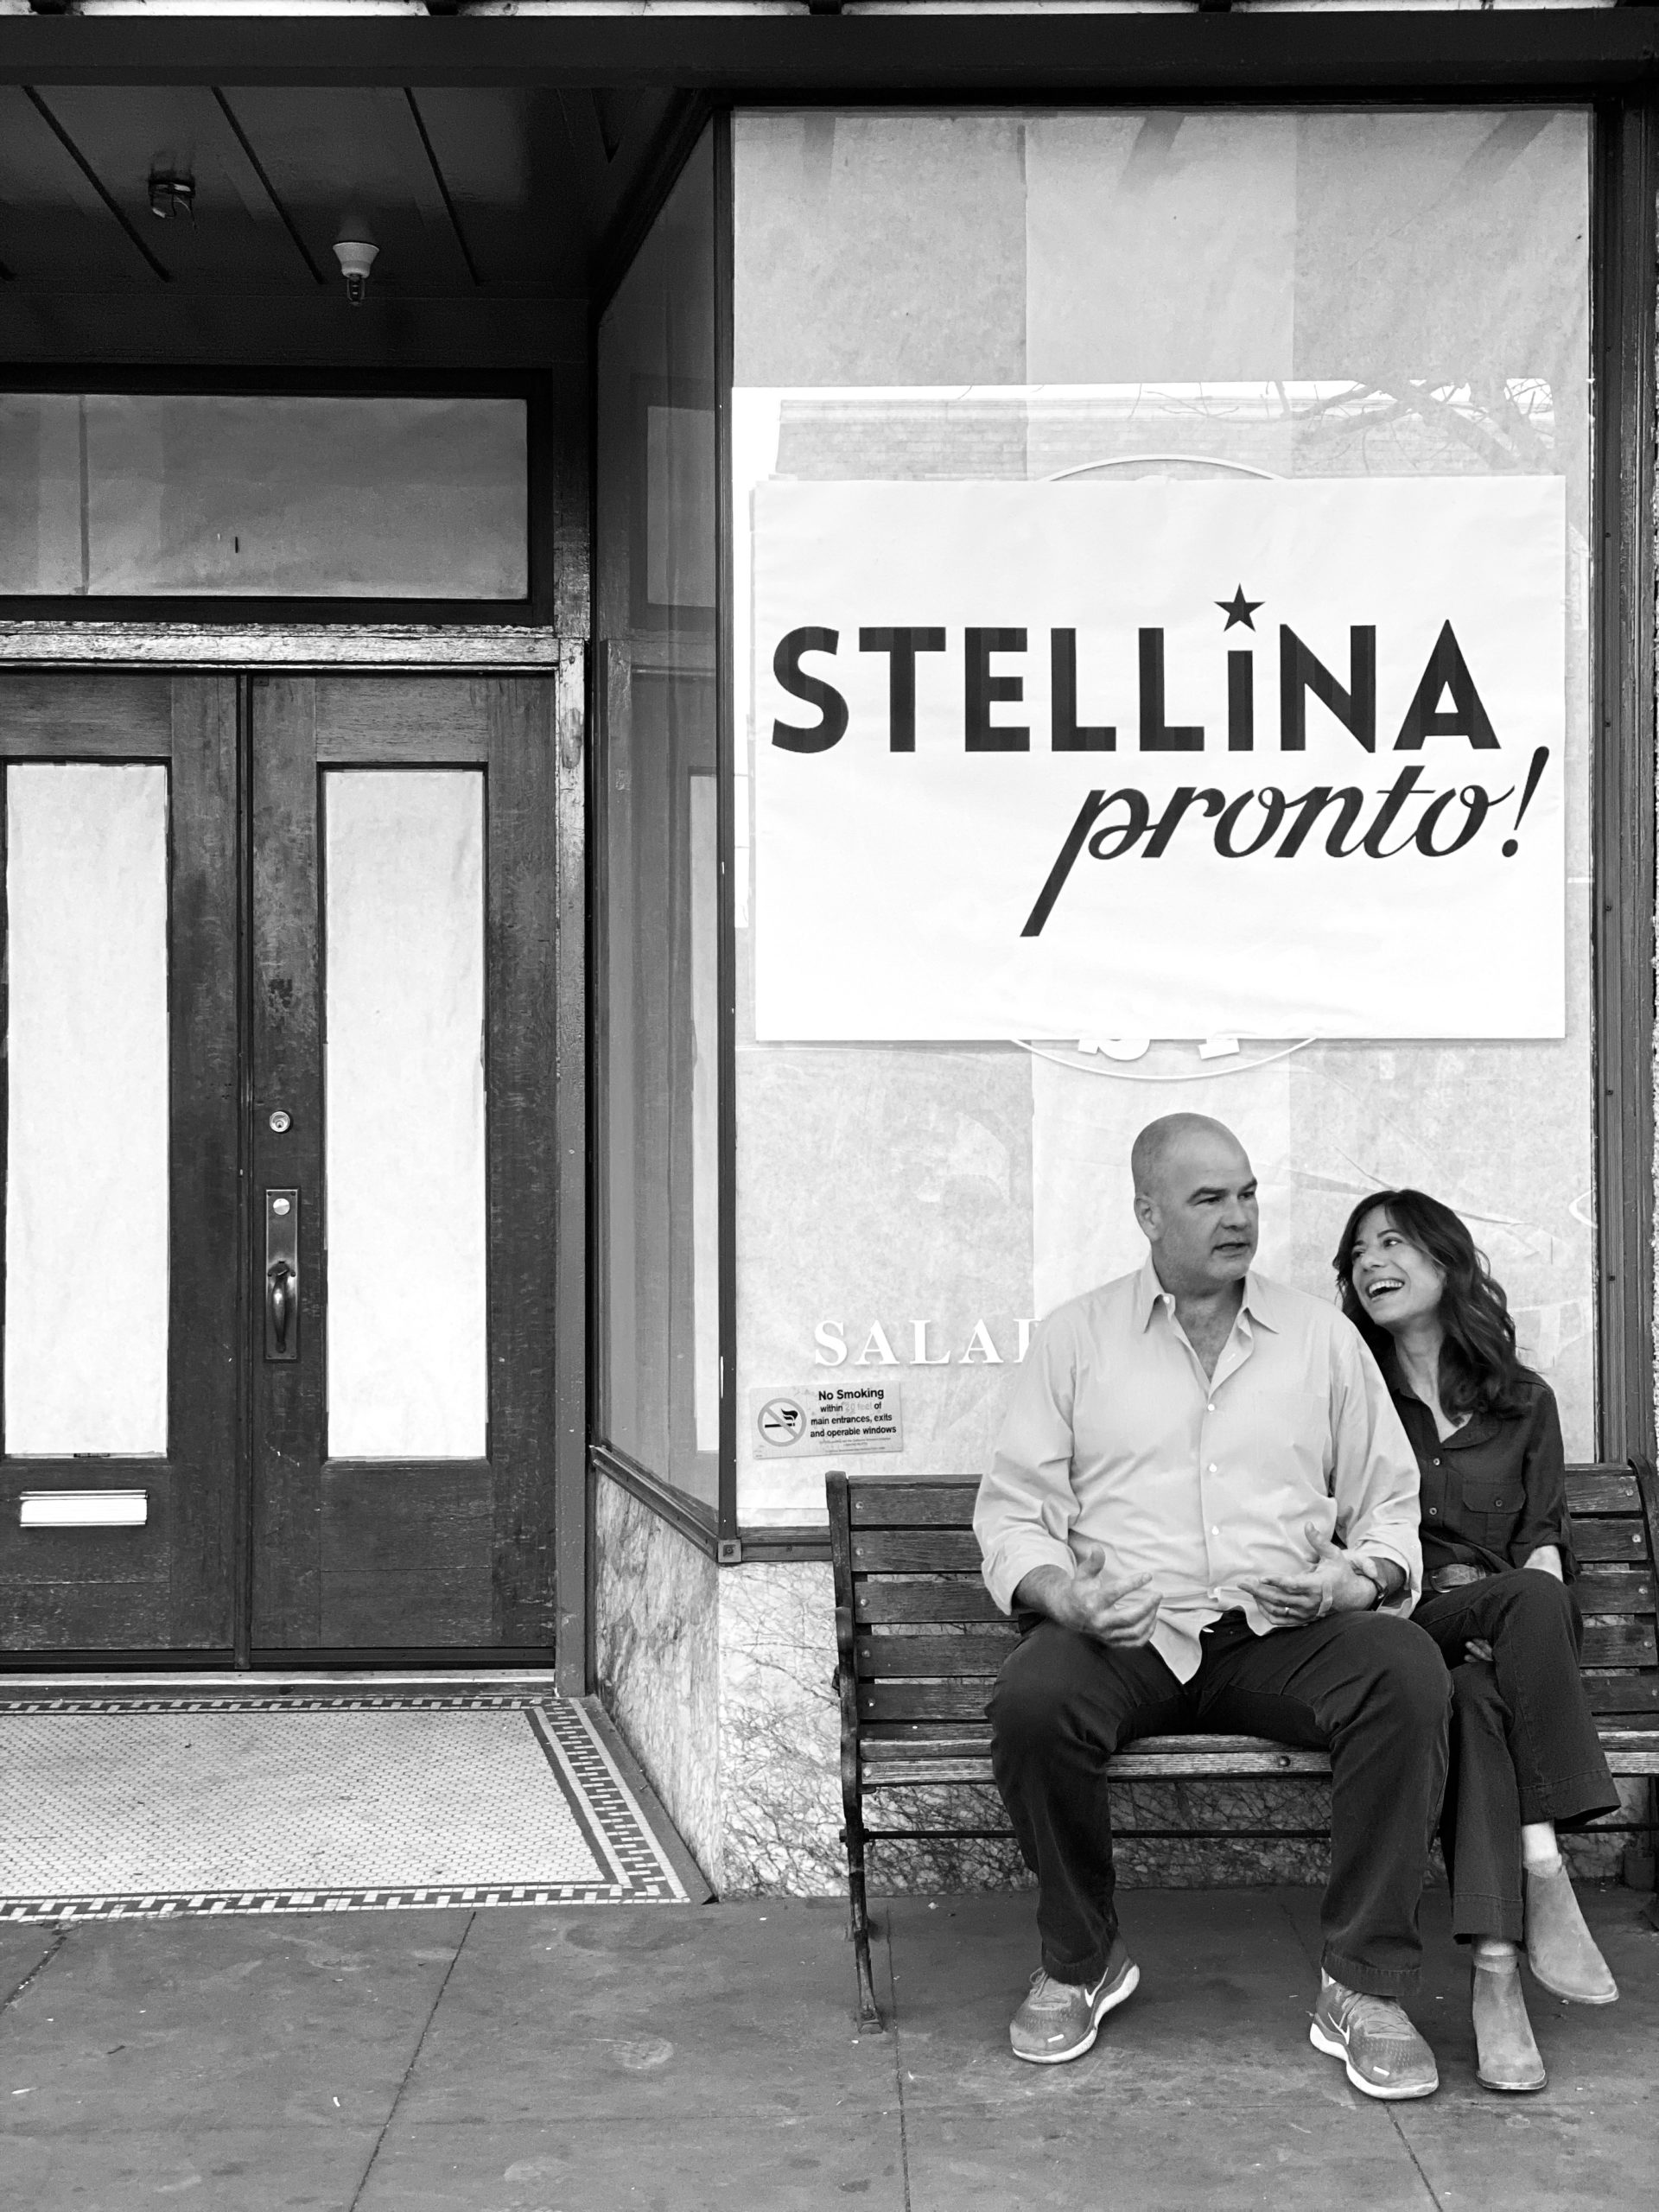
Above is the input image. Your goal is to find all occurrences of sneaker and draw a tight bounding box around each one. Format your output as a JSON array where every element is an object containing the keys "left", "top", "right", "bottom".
[
  {"left": 1008, "top": 1936, "right": 1139, "bottom": 2064},
  {"left": 1309, "top": 1980, "right": 1439, "bottom": 2101}
]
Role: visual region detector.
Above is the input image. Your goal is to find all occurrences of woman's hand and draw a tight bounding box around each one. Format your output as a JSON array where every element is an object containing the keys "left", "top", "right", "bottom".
[{"left": 1465, "top": 1637, "right": 1495, "bottom": 1663}]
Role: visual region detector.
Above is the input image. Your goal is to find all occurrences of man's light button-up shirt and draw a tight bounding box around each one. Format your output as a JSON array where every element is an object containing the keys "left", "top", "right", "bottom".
[{"left": 973, "top": 1257, "right": 1423, "bottom": 1684}]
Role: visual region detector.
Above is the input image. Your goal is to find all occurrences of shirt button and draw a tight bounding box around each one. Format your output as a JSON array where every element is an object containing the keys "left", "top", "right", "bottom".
[
  {"left": 1211, "top": 1526, "right": 1220, "bottom": 1536},
  {"left": 1207, "top": 1403, "right": 1216, "bottom": 1414},
  {"left": 1428, "top": 1507, "right": 1439, "bottom": 1518},
  {"left": 1208, "top": 1463, "right": 1217, "bottom": 1475},
  {"left": 1433, "top": 1458, "right": 1442, "bottom": 1468}
]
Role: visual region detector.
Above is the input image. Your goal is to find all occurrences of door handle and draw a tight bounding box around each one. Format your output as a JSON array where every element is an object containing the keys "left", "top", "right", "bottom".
[
  {"left": 265, "top": 1190, "right": 299, "bottom": 1362},
  {"left": 268, "top": 1261, "right": 295, "bottom": 1354}
]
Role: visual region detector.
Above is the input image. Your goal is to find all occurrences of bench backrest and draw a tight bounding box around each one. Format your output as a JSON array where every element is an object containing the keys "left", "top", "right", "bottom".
[{"left": 827, "top": 1464, "right": 1659, "bottom": 1743}]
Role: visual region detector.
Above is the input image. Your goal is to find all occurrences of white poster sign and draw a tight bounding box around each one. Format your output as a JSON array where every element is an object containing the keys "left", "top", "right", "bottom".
[{"left": 750, "top": 478, "right": 1566, "bottom": 1041}]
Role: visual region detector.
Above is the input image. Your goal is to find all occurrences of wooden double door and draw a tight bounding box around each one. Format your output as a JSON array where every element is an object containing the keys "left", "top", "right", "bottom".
[{"left": 0, "top": 672, "right": 560, "bottom": 1660}]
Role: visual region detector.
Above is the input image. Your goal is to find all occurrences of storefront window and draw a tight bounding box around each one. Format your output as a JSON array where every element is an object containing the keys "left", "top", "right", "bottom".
[
  {"left": 734, "top": 109, "right": 1593, "bottom": 1522},
  {"left": 595, "top": 130, "right": 721, "bottom": 1507}
]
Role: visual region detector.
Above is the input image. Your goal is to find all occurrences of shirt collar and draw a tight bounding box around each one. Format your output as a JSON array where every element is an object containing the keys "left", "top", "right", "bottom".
[{"left": 1134, "top": 1255, "right": 1281, "bottom": 1333}]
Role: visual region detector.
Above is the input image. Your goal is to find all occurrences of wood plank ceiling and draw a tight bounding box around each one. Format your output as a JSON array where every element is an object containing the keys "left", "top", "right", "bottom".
[{"left": 0, "top": 81, "right": 671, "bottom": 360}]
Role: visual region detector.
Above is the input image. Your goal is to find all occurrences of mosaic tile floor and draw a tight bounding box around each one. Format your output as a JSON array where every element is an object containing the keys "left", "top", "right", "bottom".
[{"left": 0, "top": 1693, "right": 688, "bottom": 1921}]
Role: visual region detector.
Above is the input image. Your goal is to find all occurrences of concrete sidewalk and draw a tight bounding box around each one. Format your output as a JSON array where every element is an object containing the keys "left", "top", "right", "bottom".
[{"left": 1, "top": 1885, "right": 1653, "bottom": 2210}]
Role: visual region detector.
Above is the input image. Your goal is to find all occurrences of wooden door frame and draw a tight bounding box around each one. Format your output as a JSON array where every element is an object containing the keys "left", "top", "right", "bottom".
[{"left": 0, "top": 632, "right": 587, "bottom": 1693}]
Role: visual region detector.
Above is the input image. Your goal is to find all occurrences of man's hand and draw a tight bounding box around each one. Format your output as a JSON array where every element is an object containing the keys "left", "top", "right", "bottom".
[
  {"left": 1015, "top": 1543, "right": 1160, "bottom": 1648},
  {"left": 1240, "top": 1527, "right": 1376, "bottom": 1628}
]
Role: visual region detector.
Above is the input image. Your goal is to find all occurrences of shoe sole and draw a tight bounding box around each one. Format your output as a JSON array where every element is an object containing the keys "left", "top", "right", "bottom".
[
  {"left": 1308, "top": 2018, "right": 1438, "bottom": 2101},
  {"left": 1010, "top": 1961, "right": 1140, "bottom": 2066},
  {"left": 1526, "top": 1965, "right": 1618, "bottom": 2006},
  {"left": 1478, "top": 2069, "right": 1548, "bottom": 2094}
]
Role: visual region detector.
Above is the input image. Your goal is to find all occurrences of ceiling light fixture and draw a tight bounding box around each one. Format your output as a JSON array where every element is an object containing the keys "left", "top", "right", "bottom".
[
  {"left": 333, "top": 235, "right": 379, "bottom": 307},
  {"left": 148, "top": 172, "right": 195, "bottom": 222}
]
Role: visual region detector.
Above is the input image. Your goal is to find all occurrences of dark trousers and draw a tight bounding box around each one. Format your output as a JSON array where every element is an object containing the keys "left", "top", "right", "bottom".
[
  {"left": 990, "top": 1609, "right": 1450, "bottom": 1998},
  {"left": 1412, "top": 1570, "right": 1619, "bottom": 1943}
]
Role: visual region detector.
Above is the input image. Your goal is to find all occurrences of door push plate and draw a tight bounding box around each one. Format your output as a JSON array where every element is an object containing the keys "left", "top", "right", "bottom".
[{"left": 265, "top": 1189, "right": 300, "bottom": 1362}]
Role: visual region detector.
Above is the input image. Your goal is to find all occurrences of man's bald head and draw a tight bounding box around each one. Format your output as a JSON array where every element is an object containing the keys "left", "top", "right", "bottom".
[
  {"left": 1131, "top": 1115, "right": 1259, "bottom": 1296},
  {"left": 1131, "top": 1114, "right": 1244, "bottom": 1203}
]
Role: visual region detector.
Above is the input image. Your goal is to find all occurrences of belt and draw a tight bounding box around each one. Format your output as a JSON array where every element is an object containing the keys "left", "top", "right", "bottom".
[{"left": 1428, "top": 1563, "right": 1491, "bottom": 1593}]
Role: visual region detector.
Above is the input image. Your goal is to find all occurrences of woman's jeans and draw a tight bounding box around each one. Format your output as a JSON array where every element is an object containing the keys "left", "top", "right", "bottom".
[{"left": 1413, "top": 1569, "right": 1618, "bottom": 1942}]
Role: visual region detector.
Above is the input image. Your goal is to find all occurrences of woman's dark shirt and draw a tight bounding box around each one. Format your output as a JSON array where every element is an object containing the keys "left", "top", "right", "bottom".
[{"left": 1390, "top": 1382, "right": 1577, "bottom": 1582}]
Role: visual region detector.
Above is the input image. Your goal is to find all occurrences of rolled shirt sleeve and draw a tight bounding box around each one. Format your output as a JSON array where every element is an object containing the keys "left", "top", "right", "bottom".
[
  {"left": 1330, "top": 1329, "right": 1423, "bottom": 1611},
  {"left": 1510, "top": 1388, "right": 1575, "bottom": 1578},
  {"left": 974, "top": 1310, "right": 1086, "bottom": 1614}
]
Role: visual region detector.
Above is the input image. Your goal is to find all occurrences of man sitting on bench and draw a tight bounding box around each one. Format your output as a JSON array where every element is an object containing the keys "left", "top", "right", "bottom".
[{"left": 975, "top": 1112, "right": 1450, "bottom": 2099}]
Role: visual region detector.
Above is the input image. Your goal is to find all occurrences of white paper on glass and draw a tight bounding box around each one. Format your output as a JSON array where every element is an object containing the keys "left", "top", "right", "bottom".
[
  {"left": 325, "top": 772, "right": 487, "bottom": 1459},
  {"left": 4, "top": 765, "right": 170, "bottom": 1455},
  {"left": 751, "top": 476, "right": 1567, "bottom": 1042}
]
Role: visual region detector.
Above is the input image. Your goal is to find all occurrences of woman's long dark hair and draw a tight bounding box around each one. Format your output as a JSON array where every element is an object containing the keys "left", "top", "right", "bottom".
[{"left": 1332, "top": 1187, "right": 1542, "bottom": 1421}]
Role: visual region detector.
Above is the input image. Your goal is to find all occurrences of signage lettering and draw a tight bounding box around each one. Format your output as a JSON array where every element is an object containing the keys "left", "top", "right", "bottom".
[
  {"left": 753, "top": 479, "right": 1566, "bottom": 1041},
  {"left": 813, "top": 1319, "right": 1036, "bottom": 1368}
]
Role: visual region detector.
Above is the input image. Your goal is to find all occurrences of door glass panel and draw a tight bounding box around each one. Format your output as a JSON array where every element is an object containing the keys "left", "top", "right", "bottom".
[
  {"left": 4, "top": 763, "right": 169, "bottom": 1454},
  {"left": 324, "top": 769, "right": 486, "bottom": 1459},
  {"left": 0, "top": 393, "right": 528, "bottom": 599}
]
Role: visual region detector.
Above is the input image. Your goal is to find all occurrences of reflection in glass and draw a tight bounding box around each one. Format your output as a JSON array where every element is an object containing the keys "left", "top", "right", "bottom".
[
  {"left": 325, "top": 771, "right": 487, "bottom": 1460},
  {"left": 595, "top": 129, "right": 721, "bottom": 1504},
  {"left": 4, "top": 765, "right": 169, "bottom": 1455},
  {"left": 0, "top": 394, "right": 527, "bottom": 599}
]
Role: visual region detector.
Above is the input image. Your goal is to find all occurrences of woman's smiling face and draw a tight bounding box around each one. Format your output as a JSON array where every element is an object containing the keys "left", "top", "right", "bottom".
[{"left": 1348, "top": 1205, "right": 1446, "bottom": 1335}]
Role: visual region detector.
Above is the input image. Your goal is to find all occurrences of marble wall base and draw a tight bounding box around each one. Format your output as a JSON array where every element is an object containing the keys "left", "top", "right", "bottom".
[
  {"left": 714, "top": 1560, "right": 845, "bottom": 1895},
  {"left": 592, "top": 1476, "right": 721, "bottom": 1885}
]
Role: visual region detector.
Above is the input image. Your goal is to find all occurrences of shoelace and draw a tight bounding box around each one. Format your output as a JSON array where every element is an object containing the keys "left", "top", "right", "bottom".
[
  {"left": 1336, "top": 1991, "right": 1418, "bottom": 2044},
  {"left": 1024, "top": 1969, "right": 1082, "bottom": 2012}
]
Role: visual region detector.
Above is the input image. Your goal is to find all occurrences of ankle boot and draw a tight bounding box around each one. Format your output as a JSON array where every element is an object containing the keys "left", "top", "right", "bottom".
[
  {"left": 1524, "top": 1862, "right": 1618, "bottom": 2004},
  {"left": 1471, "top": 1954, "right": 1547, "bottom": 2093}
]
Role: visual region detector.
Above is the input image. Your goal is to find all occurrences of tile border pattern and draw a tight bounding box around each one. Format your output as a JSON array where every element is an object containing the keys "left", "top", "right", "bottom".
[{"left": 0, "top": 1691, "right": 688, "bottom": 1922}]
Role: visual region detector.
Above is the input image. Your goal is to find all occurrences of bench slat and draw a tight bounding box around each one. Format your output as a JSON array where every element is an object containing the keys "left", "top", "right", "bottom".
[
  {"left": 1573, "top": 1521, "right": 1650, "bottom": 1561},
  {"left": 849, "top": 1482, "right": 978, "bottom": 1528},
  {"left": 1580, "top": 1618, "right": 1657, "bottom": 1668},
  {"left": 1584, "top": 1675, "right": 1659, "bottom": 1713},
  {"left": 852, "top": 1530, "right": 983, "bottom": 1572},
  {"left": 862, "top": 1758, "right": 996, "bottom": 1786},
  {"left": 863, "top": 1724, "right": 993, "bottom": 1755},
  {"left": 854, "top": 1580, "right": 1002, "bottom": 1624},
  {"left": 1567, "top": 1470, "right": 1641, "bottom": 1512},
  {"left": 860, "top": 1729, "right": 1337, "bottom": 1778},
  {"left": 1109, "top": 1746, "right": 1331, "bottom": 1777},
  {"left": 1576, "top": 1568, "right": 1655, "bottom": 1611},
  {"left": 859, "top": 1681, "right": 993, "bottom": 1722},
  {"left": 855, "top": 1632, "right": 1016, "bottom": 1678}
]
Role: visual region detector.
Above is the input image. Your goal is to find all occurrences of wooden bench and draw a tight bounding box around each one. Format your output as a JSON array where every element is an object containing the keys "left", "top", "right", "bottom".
[{"left": 828, "top": 1462, "right": 1659, "bottom": 2028}]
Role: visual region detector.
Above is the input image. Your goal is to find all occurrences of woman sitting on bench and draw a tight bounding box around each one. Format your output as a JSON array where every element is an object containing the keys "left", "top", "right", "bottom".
[{"left": 1334, "top": 1188, "right": 1619, "bottom": 2094}]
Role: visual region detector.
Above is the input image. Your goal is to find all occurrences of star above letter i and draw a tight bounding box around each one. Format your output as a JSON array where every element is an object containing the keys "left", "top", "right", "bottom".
[{"left": 1217, "top": 586, "right": 1262, "bottom": 631}]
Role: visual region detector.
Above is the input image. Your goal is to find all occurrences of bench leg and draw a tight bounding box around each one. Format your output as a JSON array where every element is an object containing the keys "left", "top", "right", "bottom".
[
  {"left": 1645, "top": 1778, "right": 1659, "bottom": 1936},
  {"left": 842, "top": 1821, "right": 885, "bottom": 2031}
]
